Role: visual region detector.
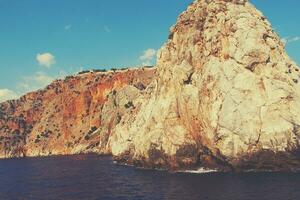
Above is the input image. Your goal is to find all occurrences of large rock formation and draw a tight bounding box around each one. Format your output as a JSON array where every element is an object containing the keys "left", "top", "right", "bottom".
[
  {"left": 1, "top": 0, "right": 300, "bottom": 172},
  {"left": 109, "top": 0, "right": 300, "bottom": 171},
  {"left": 0, "top": 68, "right": 155, "bottom": 158}
]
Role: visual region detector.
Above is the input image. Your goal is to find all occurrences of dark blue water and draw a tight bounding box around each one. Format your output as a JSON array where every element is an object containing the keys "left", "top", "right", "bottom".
[{"left": 0, "top": 154, "right": 300, "bottom": 200}]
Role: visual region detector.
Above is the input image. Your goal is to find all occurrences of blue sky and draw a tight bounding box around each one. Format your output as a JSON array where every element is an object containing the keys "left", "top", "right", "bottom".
[{"left": 0, "top": 0, "right": 299, "bottom": 102}]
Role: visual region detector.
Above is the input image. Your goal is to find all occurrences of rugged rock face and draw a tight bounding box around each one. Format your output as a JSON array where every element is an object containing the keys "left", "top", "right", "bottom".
[
  {"left": 109, "top": 0, "right": 300, "bottom": 171},
  {"left": 0, "top": 68, "right": 155, "bottom": 158},
  {"left": 1, "top": 0, "right": 300, "bottom": 172}
]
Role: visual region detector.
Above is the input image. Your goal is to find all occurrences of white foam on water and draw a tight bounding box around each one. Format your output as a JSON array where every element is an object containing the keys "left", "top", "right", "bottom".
[{"left": 177, "top": 167, "right": 218, "bottom": 174}]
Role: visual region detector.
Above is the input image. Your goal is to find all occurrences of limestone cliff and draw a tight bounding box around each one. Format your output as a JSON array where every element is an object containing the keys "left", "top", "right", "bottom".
[
  {"left": 1, "top": 0, "right": 300, "bottom": 172},
  {"left": 0, "top": 68, "right": 155, "bottom": 158},
  {"left": 109, "top": 0, "right": 300, "bottom": 171}
]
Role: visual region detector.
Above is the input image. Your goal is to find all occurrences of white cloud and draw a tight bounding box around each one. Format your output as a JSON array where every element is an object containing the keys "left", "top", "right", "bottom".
[
  {"left": 290, "top": 37, "right": 300, "bottom": 42},
  {"left": 17, "top": 71, "right": 55, "bottom": 93},
  {"left": 64, "top": 24, "right": 72, "bottom": 30},
  {"left": 36, "top": 53, "right": 56, "bottom": 68},
  {"left": 139, "top": 49, "right": 156, "bottom": 60},
  {"left": 281, "top": 38, "right": 287, "bottom": 45},
  {"left": 0, "top": 89, "right": 18, "bottom": 103},
  {"left": 282, "top": 36, "right": 300, "bottom": 45},
  {"left": 139, "top": 48, "right": 156, "bottom": 66}
]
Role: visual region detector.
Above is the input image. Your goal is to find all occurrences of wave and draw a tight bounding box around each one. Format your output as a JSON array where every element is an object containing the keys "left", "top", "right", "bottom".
[{"left": 177, "top": 167, "right": 218, "bottom": 174}]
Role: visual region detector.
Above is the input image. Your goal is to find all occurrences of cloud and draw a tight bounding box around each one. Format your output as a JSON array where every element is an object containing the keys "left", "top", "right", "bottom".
[
  {"left": 139, "top": 48, "right": 156, "bottom": 66},
  {"left": 17, "top": 71, "right": 55, "bottom": 93},
  {"left": 282, "top": 36, "right": 300, "bottom": 45},
  {"left": 36, "top": 53, "right": 56, "bottom": 68},
  {"left": 64, "top": 24, "right": 72, "bottom": 31},
  {"left": 281, "top": 38, "right": 287, "bottom": 45},
  {"left": 140, "top": 49, "right": 156, "bottom": 60},
  {"left": 0, "top": 89, "right": 18, "bottom": 103}
]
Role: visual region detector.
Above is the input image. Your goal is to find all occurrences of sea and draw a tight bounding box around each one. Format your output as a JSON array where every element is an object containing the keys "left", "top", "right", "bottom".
[{"left": 0, "top": 154, "right": 299, "bottom": 200}]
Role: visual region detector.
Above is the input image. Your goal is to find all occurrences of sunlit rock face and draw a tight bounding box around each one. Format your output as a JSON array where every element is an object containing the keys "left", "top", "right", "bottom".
[
  {"left": 1, "top": 0, "right": 300, "bottom": 172},
  {"left": 109, "top": 0, "right": 300, "bottom": 171},
  {"left": 0, "top": 68, "right": 155, "bottom": 158}
]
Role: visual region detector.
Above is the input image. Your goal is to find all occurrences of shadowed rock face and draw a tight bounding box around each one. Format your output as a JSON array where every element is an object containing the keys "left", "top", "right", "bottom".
[
  {"left": 0, "top": 68, "right": 156, "bottom": 158},
  {"left": 1, "top": 0, "right": 300, "bottom": 172}
]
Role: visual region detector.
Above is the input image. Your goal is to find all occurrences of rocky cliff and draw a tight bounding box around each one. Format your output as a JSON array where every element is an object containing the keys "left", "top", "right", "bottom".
[
  {"left": 109, "top": 0, "right": 300, "bottom": 172},
  {"left": 1, "top": 0, "right": 300, "bottom": 172},
  {"left": 0, "top": 68, "right": 156, "bottom": 158}
]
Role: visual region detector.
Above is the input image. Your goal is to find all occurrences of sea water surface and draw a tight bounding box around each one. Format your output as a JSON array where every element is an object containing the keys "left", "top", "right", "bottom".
[{"left": 0, "top": 154, "right": 299, "bottom": 200}]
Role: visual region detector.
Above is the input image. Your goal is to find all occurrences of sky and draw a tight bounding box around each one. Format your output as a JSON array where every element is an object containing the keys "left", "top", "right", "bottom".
[{"left": 0, "top": 0, "right": 300, "bottom": 102}]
